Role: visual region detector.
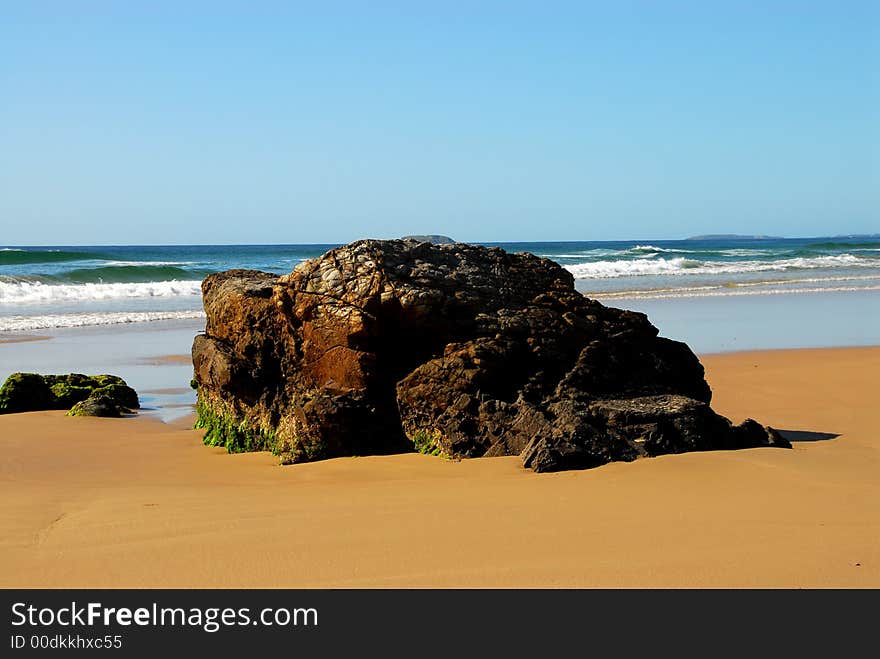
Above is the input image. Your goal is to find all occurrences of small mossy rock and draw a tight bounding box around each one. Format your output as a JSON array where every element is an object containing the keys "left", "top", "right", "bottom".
[
  {"left": 0, "top": 372, "right": 139, "bottom": 415},
  {"left": 0, "top": 373, "right": 55, "bottom": 413},
  {"left": 94, "top": 383, "right": 140, "bottom": 410},
  {"left": 67, "top": 393, "right": 125, "bottom": 418}
]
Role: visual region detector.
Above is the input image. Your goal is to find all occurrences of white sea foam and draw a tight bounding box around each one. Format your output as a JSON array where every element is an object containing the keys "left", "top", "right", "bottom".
[
  {"left": 564, "top": 254, "right": 874, "bottom": 279},
  {"left": 101, "top": 260, "right": 202, "bottom": 267},
  {"left": 630, "top": 244, "right": 672, "bottom": 253},
  {"left": 583, "top": 274, "right": 880, "bottom": 299},
  {"left": 537, "top": 250, "right": 620, "bottom": 259},
  {"left": 0, "top": 310, "right": 206, "bottom": 332},
  {"left": 628, "top": 244, "right": 703, "bottom": 254},
  {"left": 588, "top": 284, "right": 880, "bottom": 301},
  {"left": 0, "top": 280, "right": 203, "bottom": 304},
  {"left": 716, "top": 249, "right": 776, "bottom": 256}
]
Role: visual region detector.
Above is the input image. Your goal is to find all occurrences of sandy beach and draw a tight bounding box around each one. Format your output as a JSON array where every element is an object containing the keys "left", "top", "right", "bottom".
[{"left": 0, "top": 345, "right": 875, "bottom": 588}]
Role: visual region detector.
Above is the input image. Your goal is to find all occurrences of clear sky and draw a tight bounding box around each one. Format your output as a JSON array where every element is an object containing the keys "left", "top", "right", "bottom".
[{"left": 1, "top": 1, "right": 877, "bottom": 245}]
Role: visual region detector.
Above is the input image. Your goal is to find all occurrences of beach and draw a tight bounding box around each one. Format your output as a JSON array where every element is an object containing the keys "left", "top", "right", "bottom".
[
  {"left": 1, "top": 345, "right": 877, "bottom": 588},
  {"left": 1, "top": 239, "right": 878, "bottom": 588}
]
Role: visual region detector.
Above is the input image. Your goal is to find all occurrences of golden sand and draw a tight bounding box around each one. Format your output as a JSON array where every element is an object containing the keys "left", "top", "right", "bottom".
[{"left": 0, "top": 347, "right": 877, "bottom": 587}]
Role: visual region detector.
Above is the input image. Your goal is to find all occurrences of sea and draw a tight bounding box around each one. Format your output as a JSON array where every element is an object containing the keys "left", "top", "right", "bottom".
[
  {"left": 1, "top": 237, "right": 879, "bottom": 333},
  {"left": 1, "top": 236, "right": 877, "bottom": 419}
]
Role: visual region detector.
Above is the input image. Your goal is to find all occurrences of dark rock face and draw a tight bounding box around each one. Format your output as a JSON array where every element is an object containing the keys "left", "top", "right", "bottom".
[
  {"left": 520, "top": 395, "right": 785, "bottom": 473},
  {"left": 192, "top": 239, "right": 788, "bottom": 471},
  {"left": 0, "top": 373, "right": 139, "bottom": 417}
]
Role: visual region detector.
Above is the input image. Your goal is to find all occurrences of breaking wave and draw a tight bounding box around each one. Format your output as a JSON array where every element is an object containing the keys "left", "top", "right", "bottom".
[
  {"left": 0, "top": 279, "right": 203, "bottom": 305},
  {"left": 56, "top": 265, "right": 212, "bottom": 284},
  {"left": 564, "top": 254, "right": 874, "bottom": 279},
  {"left": 0, "top": 248, "right": 111, "bottom": 266},
  {"left": 0, "top": 310, "right": 206, "bottom": 332}
]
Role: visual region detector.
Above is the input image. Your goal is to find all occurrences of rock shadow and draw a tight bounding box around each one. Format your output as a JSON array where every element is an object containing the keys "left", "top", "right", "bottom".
[{"left": 775, "top": 429, "right": 840, "bottom": 443}]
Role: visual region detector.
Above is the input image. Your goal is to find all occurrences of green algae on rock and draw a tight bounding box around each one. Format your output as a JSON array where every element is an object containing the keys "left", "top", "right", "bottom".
[
  {"left": 0, "top": 372, "right": 139, "bottom": 417},
  {"left": 0, "top": 373, "right": 54, "bottom": 412},
  {"left": 411, "top": 429, "right": 446, "bottom": 457},
  {"left": 67, "top": 393, "right": 125, "bottom": 418},
  {"left": 92, "top": 383, "right": 139, "bottom": 410},
  {"left": 195, "top": 393, "right": 276, "bottom": 453}
]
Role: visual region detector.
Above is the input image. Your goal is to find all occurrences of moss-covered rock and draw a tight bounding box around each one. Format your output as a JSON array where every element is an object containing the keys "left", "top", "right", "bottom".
[
  {"left": 0, "top": 372, "right": 139, "bottom": 415},
  {"left": 93, "top": 383, "right": 139, "bottom": 410},
  {"left": 0, "top": 373, "right": 59, "bottom": 413},
  {"left": 48, "top": 382, "right": 94, "bottom": 409},
  {"left": 0, "top": 373, "right": 54, "bottom": 413},
  {"left": 67, "top": 393, "right": 124, "bottom": 418},
  {"left": 92, "top": 375, "right": 126, "bottom": 388}
]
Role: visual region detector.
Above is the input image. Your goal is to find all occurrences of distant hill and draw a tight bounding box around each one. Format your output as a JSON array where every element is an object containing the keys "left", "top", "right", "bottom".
[
  {"left": 402, "top": 234, "right": 456, "bottom": 244},
  {"left": 686, "top": 234, "right": 782, "bottom": 240}
]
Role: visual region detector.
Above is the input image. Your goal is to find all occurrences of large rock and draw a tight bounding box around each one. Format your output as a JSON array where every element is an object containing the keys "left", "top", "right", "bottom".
[{"left": 192, "top": 240, "right": 788, "bottom": 471}]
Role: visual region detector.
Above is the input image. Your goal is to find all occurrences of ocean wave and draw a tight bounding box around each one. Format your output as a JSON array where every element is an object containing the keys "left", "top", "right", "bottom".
[
  {"left": 628, "top": 244, "right": 700, "bottom": 254},
  {"left": 102, "top": 260, "right": 203, "bottom": 267},
  {"left": 806, "top": 241, "right": 880, "bottom": 250},
  {"left": 629, "top": 245, "right": 779, "bottom": 257},
  {"left": 537, "top": 250, "right": 620, "bottom": 259},
  {"left": 716, "top": 248, "right": 776, "bottom": 257},
  {"left": 0, "top": 310, "right": 206, "bottom": 332},
  {"left": 588, "top": 284, "right": 880, "bottom": 301},
  {"left": 564, "top": 254, "right": 876, "bottom": 279},
  {"left": 56, "top": 265, "right": 212, "bottom": 284},
  {"left": 543, "top": 245, "right": 713, "bottom": 259},
  {"left": 0, "top": 280, "right": 203, "bottom": 304},
  {"left": 584, "top": 273, "right": 880, "bottom": 297},
  {"left": 0, "top": 249, "right": 109, "bottom": 266}
]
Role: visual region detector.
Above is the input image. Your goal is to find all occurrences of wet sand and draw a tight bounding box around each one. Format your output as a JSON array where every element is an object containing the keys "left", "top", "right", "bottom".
[
  {"left": 138, "top": 354, "right": 193, "bottom": 365},
  {"left": 0, "top": 320, "right": 203, "bottom": 423},
  {"left": 0, "top": 335, "right": 52, "bottom": 344},
  {"left": 0, "top": 346, "right": 877, "bottom": 588}
]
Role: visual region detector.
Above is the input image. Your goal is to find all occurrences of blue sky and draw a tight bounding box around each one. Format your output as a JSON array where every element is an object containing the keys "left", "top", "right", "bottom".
[{"left": 1, "top": 1, "right": 877, "bottom": 244}]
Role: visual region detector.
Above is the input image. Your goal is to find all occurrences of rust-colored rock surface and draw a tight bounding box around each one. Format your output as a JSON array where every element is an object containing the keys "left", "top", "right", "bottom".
[{"left": 192, "top": 239, "right": 788, "bottom": 471}]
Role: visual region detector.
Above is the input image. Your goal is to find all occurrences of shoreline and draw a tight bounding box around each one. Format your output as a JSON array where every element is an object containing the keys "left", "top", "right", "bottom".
[
  {"left": 0, "top": 334, "right": 52, "bottom": 344},
  {"left": 1, "top": 345, "right": 877, "bottom": 588},
  {"left": 2, "top": 284, "right": 878, "bottom": 355},
  {"left": 700, "top": 343, "right": 880, "bottom": 357}
]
